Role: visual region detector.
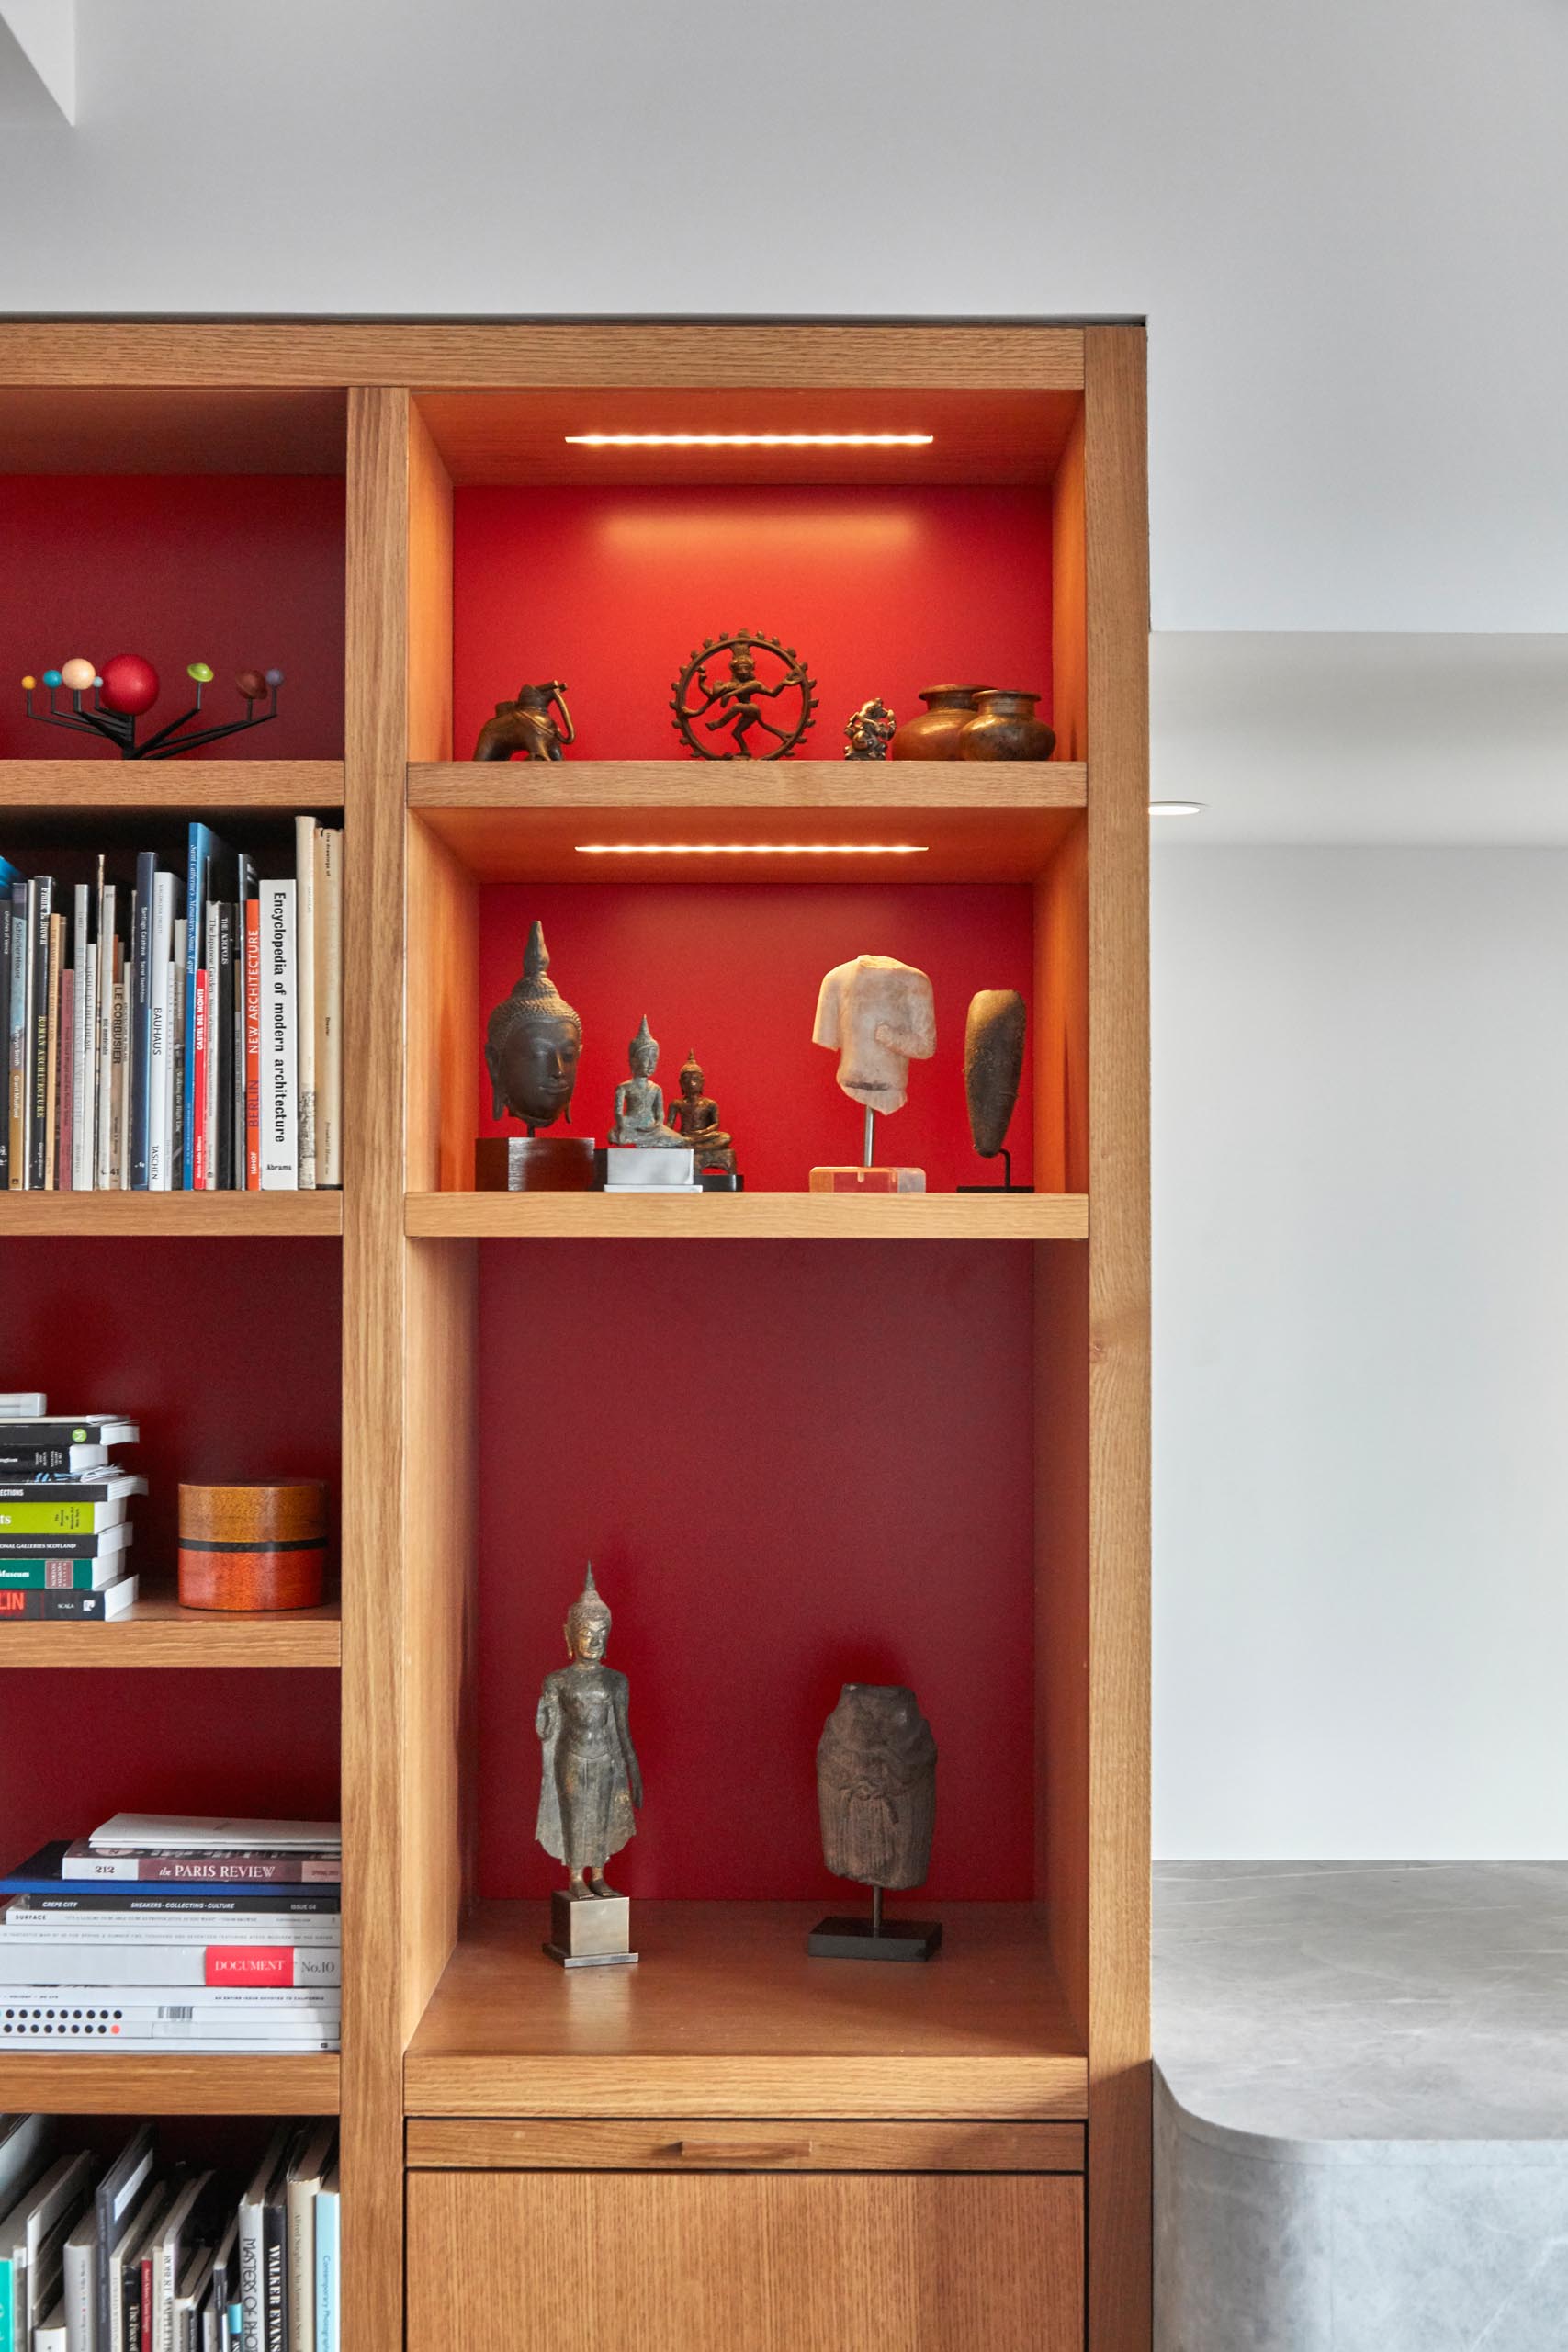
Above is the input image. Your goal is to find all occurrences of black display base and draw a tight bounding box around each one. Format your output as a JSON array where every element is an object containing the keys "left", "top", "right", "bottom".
[
  {"left": 807, "top": 1915, "right": 943, "bottom": 1962},
  {"left": 956, "top": 1182, "right": 1036, "bottom": 1193},
  {"left": 542, "top": 1943, "right": 641, "bottom": 1969},
  {"left": 474, "top": 1136, "right": 597, "bottom": 1192},
  {"left": 699, "top": 1169, "right": 745, "bottom": 1192}
]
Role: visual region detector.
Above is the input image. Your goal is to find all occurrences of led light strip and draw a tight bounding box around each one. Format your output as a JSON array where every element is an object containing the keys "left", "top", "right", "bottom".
[
  {"left": 564, "top": 433, "right": 934, "bottom": 449},
  {"left": 575, "top": 842, "right": 930, "bottom": 857},
  {"left": 1149, "top": 801, "right": 1205, "bottom": 817}
]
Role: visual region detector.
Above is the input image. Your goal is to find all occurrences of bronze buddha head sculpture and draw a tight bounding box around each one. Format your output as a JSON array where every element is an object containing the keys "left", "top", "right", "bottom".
[
  {"left": 485, "top": 920, "right": 582, "bottom": 1132},
  {"left": 564, "top": 1563, "right": 612, "bottom": 1664}
]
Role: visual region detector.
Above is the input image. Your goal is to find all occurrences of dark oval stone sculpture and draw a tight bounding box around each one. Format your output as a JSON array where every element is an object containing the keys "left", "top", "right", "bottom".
[
  {"left": 817, "top": 1683, "right": 936, "bottom": 1891},
  {"left": 964, "top": 989, "right": 1027, "bottom": 1159}
]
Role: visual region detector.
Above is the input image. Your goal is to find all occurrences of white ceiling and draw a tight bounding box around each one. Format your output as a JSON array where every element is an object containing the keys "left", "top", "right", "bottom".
[
  {"left": 1, "top": 0, "right": 1565, "bottom": 636},
  {"left": 1152, "top": 635, "right": 1568, "bottom": 844}
]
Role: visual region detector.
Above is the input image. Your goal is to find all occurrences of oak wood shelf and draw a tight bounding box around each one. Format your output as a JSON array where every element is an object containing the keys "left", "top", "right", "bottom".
[
  {"left": 405, "top": 1192, "right": 1088, "bottom": 1241},
  {"left": 0, "top": 1192, "right": 344, "bottom": 1237},
  {"left": 408, "top": 760, "right": 1084, "bottom": 808},
  {"left": 404, "top": 1903, "right": 1087, "bottom": 2122},
  {"left": 0, "top": 759, "right": 344, "bottom": 809},
  {"left": 0, "top": 2052, "right": 340, "bottom": 2115},
  {"left": 0, "top": 1594, "right": 341, "bottom": 1668}
]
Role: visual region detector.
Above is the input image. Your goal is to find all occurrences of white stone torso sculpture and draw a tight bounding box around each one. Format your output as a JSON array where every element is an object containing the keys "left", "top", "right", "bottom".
[{"left": 812, "top": 955, "right": 936, "bottom": 1115}]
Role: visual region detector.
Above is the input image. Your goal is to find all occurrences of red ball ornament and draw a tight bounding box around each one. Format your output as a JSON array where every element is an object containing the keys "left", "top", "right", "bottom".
[
  {"left": 235, "top": 668, "right": 268, "bottom": 701},
  {"left": 98, "top": 653, "right": 160, "bottom": 717}
]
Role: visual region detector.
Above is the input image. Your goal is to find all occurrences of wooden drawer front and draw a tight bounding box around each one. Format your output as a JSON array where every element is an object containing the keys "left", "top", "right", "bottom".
[
  {"left": 408, "top": 2170, "right": 1084, "bottom": 2352},
  {"left": 407, "top": 2116, "right": 1084, "bottom": 2171}
]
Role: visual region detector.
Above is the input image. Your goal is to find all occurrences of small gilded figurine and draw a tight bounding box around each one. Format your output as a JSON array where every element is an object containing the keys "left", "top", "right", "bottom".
[
  {"left": 609, "top": 1017, "right": 684, "bottom": 1148},
  {"left": 536, "top": 1567, "right": 643, "bottom": 1926},
  {"left": 668, "top": 1047, "right": 738, "bottom": 1175},
  {"left": 843, "top": 697, "right": 896, "bottom": 760},
  {"left": 484, "top": 921, "right": 582, "bottom": 1133},
  {"left": 472, "top": 680, "right": 574, "bottom": 762},
  {"left": 670, "top": 630, "right": 818, "bottom": 760}
]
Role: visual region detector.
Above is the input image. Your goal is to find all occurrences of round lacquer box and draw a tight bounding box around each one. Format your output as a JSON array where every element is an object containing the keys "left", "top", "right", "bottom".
[{"left": 178, "top": 1478, "right": 328, "bottom": 1611}]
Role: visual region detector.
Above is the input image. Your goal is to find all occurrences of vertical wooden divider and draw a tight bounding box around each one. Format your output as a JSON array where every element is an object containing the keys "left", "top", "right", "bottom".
[
  {"left": 1082, "top": 324, "right": 1152, "bottom": 2352},
  {"left": 340, "top": 385, "right": 415, "bottom": 2352}
]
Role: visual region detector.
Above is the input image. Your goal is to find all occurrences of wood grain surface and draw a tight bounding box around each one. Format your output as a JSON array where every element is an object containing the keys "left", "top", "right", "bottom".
[
  {"left": 0, "top": 760, "right": 344, "bottom": 808},
  {"left": 404, "top": 1191, "right": 1089, "bottom": 1241},
  {"left": 0, "top": 1193, "right": 343, "bottom": 1236},
  {"left": 407, "top": 2116, "right": 1085, "bottom": 2173},
  {"left": 408, "top": 2169, "right": 1084, "bottom": 2352},
  {"left": 0, "top": 1594, "right": 341, "bottom": 1668},
  {"left": 404, "top": 1901, "right": 1087, "bottom": 2120},
  {"left": 0, "top": 322, "right": 1085, "bottom": 391},
  {"left": 1083, "top": 322, "right": 1153, "bottom": 2352},
  {"left": 0, "top": 2052, "right": 339, "bottom": 2115}
]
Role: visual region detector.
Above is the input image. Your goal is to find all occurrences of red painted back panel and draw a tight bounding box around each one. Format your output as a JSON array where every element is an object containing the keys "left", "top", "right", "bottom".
[
  {"left": 477, "top": 881, "right": 1034, "bottom": 1195},
  {"left": 454, "top": 485, "right": 1053, "bottom": 763},
  {"left": 475, "top": 1238, "right": 1034, "bottom": 1903},
  {"left": 0, "top": 477, "right": 345, "bottom": 761}
]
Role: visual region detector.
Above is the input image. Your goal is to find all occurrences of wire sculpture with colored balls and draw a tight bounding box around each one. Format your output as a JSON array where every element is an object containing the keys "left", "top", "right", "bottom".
[{"left": 20, "top": 652, "right": 284, "bottom": 758}]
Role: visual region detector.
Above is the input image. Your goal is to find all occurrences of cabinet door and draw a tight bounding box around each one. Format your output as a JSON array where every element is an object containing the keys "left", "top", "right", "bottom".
[{"left": 408, "top": 2168, "right": 1083, "bottom": 2352}]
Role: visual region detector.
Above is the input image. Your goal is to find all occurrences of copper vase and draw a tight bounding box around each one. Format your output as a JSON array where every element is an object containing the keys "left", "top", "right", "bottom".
[
  {"left": 959, "top": 689, "right": 1056, "bottom": 762},
  {"left": 889, "top": 684, "right": 985, "bottom": 761}
]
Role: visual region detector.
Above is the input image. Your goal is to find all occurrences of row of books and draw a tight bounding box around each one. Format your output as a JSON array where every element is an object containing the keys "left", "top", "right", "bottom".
[
  {"left": 0, "top": 2110, "right": 338, "bottom": 2352},
  {"left": 0, "top": 1819, "right": 342, "bottom": 2054},
  {"left": 0, "top": 818, "right": 342, "bottom": 1193},
  {"left": 0, "top": 1409, "right": 142, "bottom": 1626}
]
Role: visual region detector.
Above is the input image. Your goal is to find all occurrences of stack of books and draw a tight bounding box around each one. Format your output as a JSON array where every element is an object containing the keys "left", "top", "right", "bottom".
[
  {"left": 0, "top": 1817, "right": 341, "bottom": 2052},
  {"left": 0, "top": 814, "right": 342, "bottom": 1193},
  {"left": 0, "top": 2109, "right": 339, "bottom": 2350},
  {"left": 0, "top": 1404, "right": 142, "bottom": 1625}
]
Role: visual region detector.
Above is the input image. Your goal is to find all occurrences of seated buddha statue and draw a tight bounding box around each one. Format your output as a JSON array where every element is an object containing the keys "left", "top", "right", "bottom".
[
  {"left": 668, "top": 1047, "right": 737, "bottom": 1174},
  {"left": 609, "top": 1017, "right": 684, "bottom": 1148}
]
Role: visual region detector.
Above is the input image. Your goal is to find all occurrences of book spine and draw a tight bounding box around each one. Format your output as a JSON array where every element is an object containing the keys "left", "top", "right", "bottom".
[
  {"left": 97, "top": 907, "right": 116, "bottom": 1191},
  {"left": 129, "top": 854, "right": 154, "bottom": 1188},
  {"left": 314, "top": 827, "right": 340, "bottom": 1188},
  {"left": 182, "top": 829, "right": 205, "bottom": 1190},
  {"left": 0, "top": 1579, "right": 135, "bottom": 1617},
  {"left": 72, "top": 880, "right": 92, "bottom": 1188},
  {"left": 261, "top": 2200, "right": 285, "bottom": 2352},
  {"left": 0, "top": 1448, "right": 81, "bottom": 1473},
  {"left": 0, "top": 883, "right": 8, "bottom": 1190},
  {"left": 62, "top": 1855, "right": 338, "bottom": 1884},
  {"left": 63, "top": 2227, "right": 94, "bottom": 2352},
  {"left": 0, "top": 1945, "right": 338, "bottom": 1985},
  {"left": 259, "top": 885, "right": 297, "bottom": 1190},
  {"left": 80, "top": 938, "right": 99, "bottom": 1190},
  {"left": 111, "top": 956, "right": 128, "bottom": 1189},
  {"left": 170, "top": 920, "right": 186, "bottom": 1190},
  {"left": 45, "top": 908, "right": 65, "bottom": 1185},
  {"left": 9, "top": 1891, "right": 338, "bottom": 1916},
  {"left": 0, "top": 1559, "right": 114, "bottom": 1589},
  {"left": 60, "top": 962, "right": 75, "bottom": 1188},
  {"left": 0, "top": 1505, "right": 104, "bottom": 1532},
  {"left": 147, "top": 874, "right": 175, "bottom": 1191},
  {"left": 0, "top": 2255, "right": 13, "bottom": 2352},
  {"left": 203, "top": 900, "right": 220, "bottom": 1190},
  {"left": 312, "top": 2188, "right": 337, "bottom": 2352},
  {"left": 191, "top": 973, "right": 208, "bottom": 1191},
  {"left": 243, "top": 899, "right": 261, "bottom": 1188},
  {"left": 236, "top": 2216, "right": 260, "bottom": 2352},
  {"left": 232, "top": 860, "right": 251, "bottom": 1194},
  {"left": 215, "top": 902, "right": 235, "bottom": 1190},
  {"left": 294, "top": 817, "right": 316, "bottom": 1189},
  {"left": 28, "top": 878, "right": 52, "bottom": 1185},
  {"left": 7, "top": 882, "right": 27, "bottom": 1186}
]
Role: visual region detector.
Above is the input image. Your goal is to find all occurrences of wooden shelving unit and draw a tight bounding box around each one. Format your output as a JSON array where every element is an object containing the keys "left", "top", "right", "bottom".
[
  {"left": 0, "top": 1595, "right": 341, "bottom": 1668},
  {"left": 404, "top": 1902, "right": 1087, "bottom": 2121},
  {"left": 0, "top": 322, "right": 1148, "bottom": 2350},
  {"left": 0, "top": 760, "right": 344, "bottom": 809},
  {"left": 0, "top": 2052, "right": 340, "bottom": 2116},
  {"left": 0, "top": 1193, "right": 344, "bottom": 1236},
  {"left": 405, "top": 1191, "right": 1089, "bottom": 1241}
]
